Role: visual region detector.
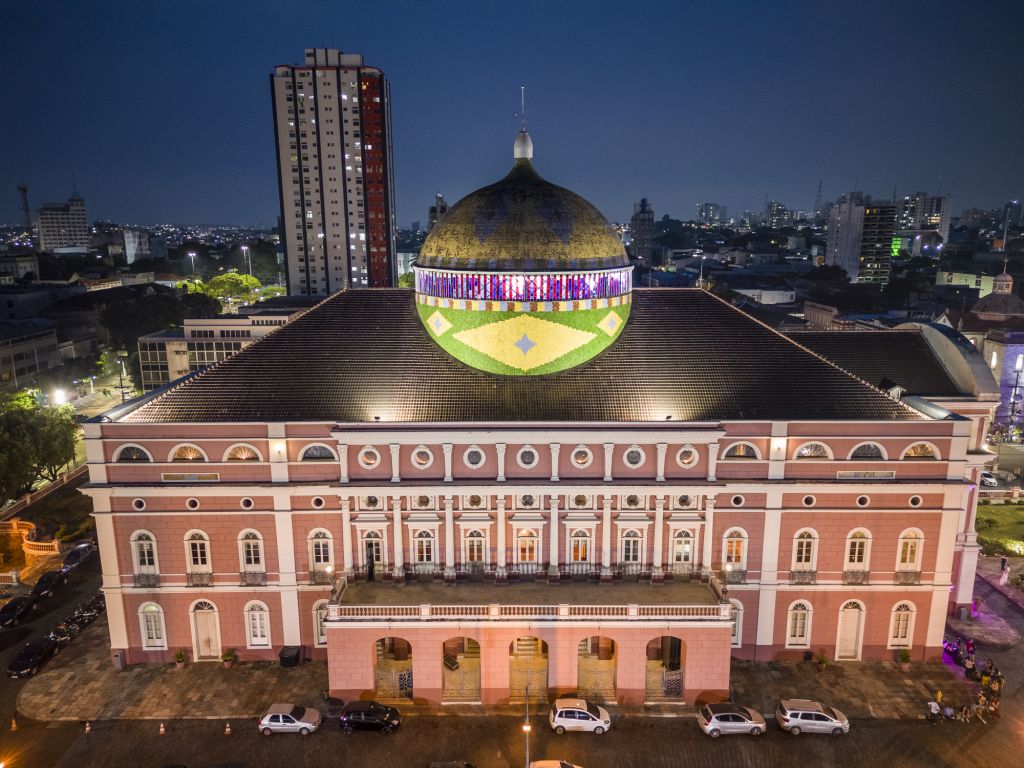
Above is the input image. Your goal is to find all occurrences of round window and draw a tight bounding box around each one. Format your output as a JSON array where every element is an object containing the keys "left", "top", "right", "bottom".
[
  {"left": 412, "top": 446, "right": 433, "bottom": 469},
  {"left": 365, "top": 496, "right": 379, "bottom": 508},
  {"left": 626, "top": 494, "right": 640, "bottom": 508},
  {"left": 417, "top": 495, "right": 430, "bottom": 508},
  {"left": 571, "top": 446, "right": 593, "bottom": 468},
  {"left": 468, "top": 495, "right": 483, "bottom": 508},
  {"left": 357, "top": 447, "right": 381, "bottom": 469},
  {"left": 677, "top": 495, "right": 691, "bottom": 507},
  {"left": 731, "top": 495, "right": 744, "bottom": 507},
  {"left": 517, "top": 446, "right": 539, "bottom": 469},
  {"left": 624, "top": 446, "right": 646, "bottom": 469},
  {"left": 521, "top": 494, "right": 535, "bottom": 508},
  {"left": 241, "top": 497, "right": 255, "bottom": 510},
  {"left": 856, "top": 495, "right": 870, "bottom": 508},
  {"left": 574, "top": 494, "right": 588, "bottom": 508},
  {"left": 311, "top": 496, "right": 325, "bottom": 509},
  {"left": 676, "top": 447, "right": 698, "bottom": 468},
  {"left": 802, "top": 495, "right": 816, "bottom": 507},
  {"left": 465, "top": 446, "right": 485, "bottom": 469},
  {"left": 132, "top": 498, "right": 146, "bottom": 511},
  {"left": 186, "top": 498, "right": 200, "bottom": 510},
  {"left": 909, "top": 495, "right": 923, "bottom": 508}
]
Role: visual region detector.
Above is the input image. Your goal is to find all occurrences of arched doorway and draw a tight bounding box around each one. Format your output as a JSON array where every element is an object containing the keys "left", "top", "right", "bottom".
[
  {"left": 645, "top": 636, "right": 685, "bottom": 701},
  {"left": 577, "top": 636, "right": 616, "bottom": 702},
  {"left": 836, "top": 601, "right": 864, "bottom": 660},
  {"left": 190, "top": 600, "right": 221, "bottom": 661},
  {"left": 374, "top": 637, "right": 413, "bottom": 698},
  {"left": 442, "top": 636, "right": 481, "bottom": 702},
  {"left": 509, "top": 636, "right": 548, "bottom": 701}
]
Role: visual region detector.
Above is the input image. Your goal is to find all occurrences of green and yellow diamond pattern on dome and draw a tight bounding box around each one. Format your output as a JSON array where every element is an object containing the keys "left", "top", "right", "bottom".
[{"left": 417, "top": 302, "right": 629, "bottom": 376}]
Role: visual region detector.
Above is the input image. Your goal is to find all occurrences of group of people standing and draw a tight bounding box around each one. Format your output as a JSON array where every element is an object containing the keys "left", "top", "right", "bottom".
[{"left": 932, "top": 635, "right": 1006, "bottom": 724}]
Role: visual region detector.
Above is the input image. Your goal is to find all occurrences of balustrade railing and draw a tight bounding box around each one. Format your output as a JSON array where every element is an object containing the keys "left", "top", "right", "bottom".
[
  {"left": 326, "top": 601, "right": 731, "bottom": 622},
  {"left": 186, "top": 572, "right": 211, "bottom": 587},
  {"left": 893, "top": 570, "right": 921, "bottom": 585},
  {"left": 240, "top": 571, "right": 267, "bottom": 586},
  {"left": 133, "top": 573, "right": 160, "bottom": 588},
  {"left": 843, "top": 569, "right": 869, "bottom": 585},
  {"left": 789, "top": 569, "right": 817, "bottom": 584},
  {"left": 309, "top": 570, "right": 332, "bottom": 585}
]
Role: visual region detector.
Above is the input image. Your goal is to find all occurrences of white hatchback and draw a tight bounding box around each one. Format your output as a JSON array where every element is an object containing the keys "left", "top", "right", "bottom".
[{"left": 548, "top": 698, "right": 611, "bottom": 735}]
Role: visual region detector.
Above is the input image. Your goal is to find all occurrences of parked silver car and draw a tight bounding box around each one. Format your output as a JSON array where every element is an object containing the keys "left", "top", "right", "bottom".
[
  {"left": 258, "top": 702, "right": 322, "bottom": 735},
  {"left": 775, "top": 699, "right": 849, "bottom": 735},
  {"left": 696, "top": 703, "right": 766, "bottom": 737}
]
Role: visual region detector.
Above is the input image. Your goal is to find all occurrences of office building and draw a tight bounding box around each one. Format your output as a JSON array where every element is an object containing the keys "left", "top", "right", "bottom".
[
  {"left": 271, "top": 48, "right": 397, "bottom": 296},
  {"left": 427, "top": 194, "right": 449, "bottom": 232},
  {"left": 0, "top": 320, "right": 62, "bottom": 389},
  {"left": 763, "top": 201, "right": 791, "bottom": 229},
  {"left": 826, "top": 194, "right": 897, "bottom": 285},
  {"left": 695, "top": 202, "right": 725, "bottom": 226},
  {"left": 37, "top": 189, "right": 90, "bottom": 252},
  {"left": 630, "top": 198, "right": 654, "bottom": 263},
  {"left": 898, "top": 193, "right": 952, "bottom": 241}
]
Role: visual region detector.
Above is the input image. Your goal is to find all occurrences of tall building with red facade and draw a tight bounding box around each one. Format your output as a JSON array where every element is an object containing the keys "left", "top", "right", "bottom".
[{"left": 271, "top": 48, "right": 396, "bottom": 296}]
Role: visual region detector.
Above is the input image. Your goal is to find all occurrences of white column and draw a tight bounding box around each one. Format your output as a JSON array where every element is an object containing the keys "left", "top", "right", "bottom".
[
  {"left": 652, "top": 496, "right": 665, "bottom": 579},
  {"left": 549, "top": 443, "right": 561, "bottom": 481},
  {"left": 755, "top": 490, "right": 783, "bottom": 654},
  {"left": 341, "top": 498, "right": 353, "bottom": 577},
  {"left": 707, "top": 442, "right": 719, "bottom": 482},
  {"left": 548, "top": 497, "right": 560, "bottom": 579},
  {"left": 94, "top": 502, "right": 128, "bottom": 654},
  {"left": 389, "top": 443, "right": 401, "bottom": 483},
  {"left": 442, "top": 443, "right": 453, "bottom": 482},
  {"left": 338, "top": 444, "right": 349, "bottom": 483},
  {"left": 391, "top": 497, "right": 404, "bottom": 580},
  {"left": 444, "top": 495, "right": 456, "bottom": 580},
  {"left": 273, "top": 495, "right": 301, "bottom": 645},
  {"left": 656, "top": 443, "right": 667, "bottom": 482},
  {"left": 702, "top": 498, "right": 715, "bottom": 570},
  {"left": 496, "top": 498, "right": 507, "bottom": 579},
  {"left": 600, "top": 494, "right": 612, "bottom": 579},
  {"left": 496, "top": 443, "right": 507, "bottom": 482},
  {"left": 603, "top": 443, "right": 614, "bottom": 482}
]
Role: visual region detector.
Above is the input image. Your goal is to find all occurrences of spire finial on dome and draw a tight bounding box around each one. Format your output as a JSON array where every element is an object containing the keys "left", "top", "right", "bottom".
[{"left": 513, "top": 85, "right": 533, "bottom": 160}]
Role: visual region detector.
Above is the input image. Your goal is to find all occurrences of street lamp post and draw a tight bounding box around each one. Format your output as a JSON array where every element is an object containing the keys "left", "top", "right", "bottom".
[
  {"left": 188, "top": 250, "right": 197, "bottom": 275},
  {"left": 522, "top": 685, "right": 531, "bottom": 768},
  {"left": 241, "top": 245, "right": 251, "bottom": 276}
]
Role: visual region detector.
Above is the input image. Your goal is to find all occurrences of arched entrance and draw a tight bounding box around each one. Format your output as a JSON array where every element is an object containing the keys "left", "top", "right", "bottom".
[
  {"left": 577, "top": 636, "right": 616, "bottom": 702},
  {"left": 509, "top": 636, "right": 548, "bottom": 701},
  {"left": 645, "top": 636, "right": 685, "bottom": 701},
  {"left": 374, "top": 637, "right": 413, "bottom": 698},
  {"left": 190, "top": 600, "right": 221, "bottom": 661},
  {"left": 442, "top": 636, "right": 481, "bottom": 702}
]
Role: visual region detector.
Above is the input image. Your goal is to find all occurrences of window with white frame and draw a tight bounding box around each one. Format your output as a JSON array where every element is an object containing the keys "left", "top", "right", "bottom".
[
  {"left": 313, "top": 600, "right": 328, "bottom": 646},
  {"left": 794, "top": 442, "right": 830, "bottom": 460},
  {"left": 786, "top": 602, "right": 812, "bottom": 648},
  {"left": 723, "top": 529, "right": 747, "bottom": 569},
  {"left": 464, "top": 530, "right": 485, "bottom": 564},
  {"left": 621, "top": 530, "right": 642, "bottom": 563},
  {"left": 239, "top": 531, "right": 264, "bottom": 571},
  {"left": 132, "top": 531, "right": 158, "bottom": 573},
  {"left": 792, "top": 530, "right": 817, "bottom": 571},
  {"left": 186, "top": 531, "right": 210, "bottom": 572},
  {"left": 846, "top": 530, "right": 870, "bottom": 569},
  {"left": 139, "top": 603, "right": 166, "bottom": 650},
  {"left": 517, "top": 529, "right": 538, "bottom": 563},
  {"left": 245, "top": 601, "right": 271, "bottom": 648},
  {"left": 309, "top": 530, "right": 332, "bottom": 571},
  {"left": 729, "top": 600, "right": 743, "bottom": 648},
  {"left": 415, "top": 530, "right": 435, "bottom": 564},
  {"left": 888, "top": 602, "right": 915, "bottom": 648},
  {"left": 570, "top": 530, "right": 591, "bottom": 563},
  {"left": 722, "top": 442, "right": 759, "bottom": 460},
  {"left": 362, "top": 531, "right": 383, "bottom": 565},
  {"left": 897, "top": 530, "right": 923, "bottom": 571},
  {"left": 672, "top": 530, "right": 693, "bottom": 569},
  {"left": 849, "top": 442, "right": 884, "bottom": 460}
]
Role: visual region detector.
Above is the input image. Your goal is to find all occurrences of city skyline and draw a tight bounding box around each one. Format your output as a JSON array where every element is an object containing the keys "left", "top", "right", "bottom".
[{"left": 1, "top": 0, "right": 1021, "bottom": 228}]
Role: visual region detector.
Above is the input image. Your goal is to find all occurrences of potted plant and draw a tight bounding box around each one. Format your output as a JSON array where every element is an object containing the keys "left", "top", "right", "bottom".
[
  {"left": 815, "top": 650, "right": 828, "bottom": 671},
  {"left": 174, "top": 649, "right": 187, "bottom": 670},
  {"left": 898, "top": 648, "right": 911, "bottom": 672},
  {"left": 221, "top": 649, "right": 237, "bottom": 669}
]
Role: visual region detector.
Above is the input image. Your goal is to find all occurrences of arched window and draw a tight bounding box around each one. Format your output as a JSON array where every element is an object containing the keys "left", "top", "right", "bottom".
[
  {"left": 185, "top": 531, "right": 210, "bottom": 573},
  {"left": 896, "top": 529, "right": 923, "bottom": 573},
  {"left": 845, "top": 530, "right": 871, "bottom": 573},
  {"left": 225, "top": 444, "right": 261, "bottom": 462},
  {"left": 570, "top": 530, "right": 591, "bottom": 563},
  {"left": 722, "top": 528, "right": 747, "bottom": 569},
  {"left": 792, "top": 530, "right": 818, "bottom": 572},
  {"left": 794, "top": 442, "right": 831, "bottom": 460},
  {"left": 729, "top": 600, "right": 744, "bottom": 648},
  {"left": 116, "top": 445, "right": 151, "bottom": 462},
  {"left": 138, "top": 603, "right": 167, "bottom": 650},
  {"left": 415, "top": 530, "right": 435, "bottom": 564},
  {"left": 308, "top": 529, "right": 333, "bottom": 574},
  {"left": 620, "top": 530, "right": 643, "bottom": 564},
  {"left": 464, "top": 530, "right": 486, "bottom": 564},
  {"left": 132, "top": 531, "right": 158, "bottom": 574},
  {"left": 362, "top": 530, "right": 384, "bottom": 566},
  {"left": 888, "top": 602, "right": 916, "bottom": 649},
  {"left": 313, "top": 599, "right": 329, "bottom": 646},
  {"left": 672, "top": 530, "right": 693, "bottom": 572},
  {"left": 902, "top": 442, "right": 939, "bottom": 460},
  {"left": 244, "top": 601, "right": 270, "bottom": 648},
  {"left": 170, "top": 444, "right": 206, "bottom": 462},
  {"left": 239, "top": 531, "right": 264, "bottom": 571},
  {"left": 301, "top": 443, "right": 336, "bottom": 461},
  {"left": 517, "top": 529, "right": 538, "bottom": 564},
  {"left": 786, "top": 601, "right": 812, "bottom": 649},
  {"left": 722, "top": 442, "right": 760, "bottom": 460},
  {"left": 849, "top": 442, "right": 885, "bottom": 460}
]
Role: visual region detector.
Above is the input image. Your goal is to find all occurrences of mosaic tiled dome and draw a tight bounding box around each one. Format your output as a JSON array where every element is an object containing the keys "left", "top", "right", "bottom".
[{"left": 413, "top": 130, "right": 633, "bottom": 377}]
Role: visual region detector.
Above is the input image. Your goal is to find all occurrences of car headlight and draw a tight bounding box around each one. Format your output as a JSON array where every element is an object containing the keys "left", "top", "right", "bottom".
[{"left": 391, "top": 719, "right": 400, "bottom": 725}]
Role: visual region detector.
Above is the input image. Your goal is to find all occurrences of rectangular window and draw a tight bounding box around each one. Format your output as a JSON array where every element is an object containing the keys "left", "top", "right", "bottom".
[
  {"left": 247, "top": 610, "right": 269, "bottom": 647},
  {"left": 142, "top": 611, "right": 165, "bottom": 649},
  {"left": 725, "top": 540, "right": 744, "bottom": 564},
  {"left": 466, "top": 537, "right": 484, "bottom": 563},
  {"left": 416, "top": 537, "right": 434, "bottom": 563},
  {"left": 518, "top": 536, "right": 536, "bottom": 563},
  {"left": 622, "top": 537, "right": 641, "bottom": 563},
  {"left": 244, "top": 541, "right": 262, "bottom": 567},
  {"left": 189, "top": 541, "right": 208, "bottom": 568},
  {"left": 847, "top": 540, "right": 866, "bottom": 565},
  {"left": 571, "top": 536, "right": 590, "bottom": 563},
  {"left": 136, "top": 542, "right": 155, "bottom": 568}
]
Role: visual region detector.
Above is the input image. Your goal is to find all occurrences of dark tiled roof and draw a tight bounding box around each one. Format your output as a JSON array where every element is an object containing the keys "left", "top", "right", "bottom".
[
  {"left": 120, "top": 289, "right": 921, "bottom": 423},
  {"left": 789, "top": 330, "right": 965, "bottom": 397}
]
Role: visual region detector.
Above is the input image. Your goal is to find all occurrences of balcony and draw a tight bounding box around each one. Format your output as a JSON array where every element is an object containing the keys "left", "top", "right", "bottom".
[
  {"left": 510, "top": 562, "right": 543, "bottom": 576},
  {"left": 559, "top": 562, "right": 599, "bottom": 579},
  {"left": 893, "top": 570, "right": 921, "bottom": 585},
  {"left": 789, "top": 569, "right": 817, "bottom": 585},
  {"left": 722, "top": 568, "right": 747, "bottom": 584},
  {"left": 186, "top": 572, "right": 212, "bottom": 587},
  {"left": 843, "top": 569, "right": 869, "bottom": 585},
  {"left": 309, "top": 570, "right": 333, "bottom": 585},
  {"left": 133, "top": 572, "right": 160, "bottom": 588},
  {"left": 240, "top": 571, "right": 267, "bottom": 586}
]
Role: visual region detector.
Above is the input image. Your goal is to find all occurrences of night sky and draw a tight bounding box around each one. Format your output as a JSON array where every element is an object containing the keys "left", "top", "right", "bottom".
[{"left": 2, "top": 0, "right": 1021, "bottom": 227}]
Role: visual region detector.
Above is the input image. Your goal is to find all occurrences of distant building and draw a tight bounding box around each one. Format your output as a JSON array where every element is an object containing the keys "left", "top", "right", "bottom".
[
  {"left": 0, "top": 321, "right": 62, "bottom": 389},
  {"left": 935, "top": 270, "right": 997, "bottom": 298},
  {"left": 695, "top": 202, "right": 724, "bottom": 225},
  {"left": 1004, "top": 200, "right": 1022, "bottom": 229},
  {"left": 37, "top": 189, "right": 89, "bottom": 252},
  {"left": 123, "top": 229, "right": 151, "bottom": 264},
  {"left": 898, "top": 193, "right": 951, "bottom": 242},
  {"left": 427, "top": 194, "right": 449, "bottom": 232},
  {"left": 826, "top": 194, "right": 897, "bottom": 285},
  {"left": 763, "top": 201, "right": 791, "bottom": 229},
  {"left": 629, "top": 198, "right": 654, "bottom": 263},
  {"left": 271, "top": 48, "right": 397, "bottom": 296},
  {"left": 0, "top": 253, "right": 40, "bottom": 281}
]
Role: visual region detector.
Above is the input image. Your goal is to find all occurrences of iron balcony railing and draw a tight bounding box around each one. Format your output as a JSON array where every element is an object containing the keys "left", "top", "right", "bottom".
[
  {"left": 843, "top": 569, "right": 869, "bottom": 585},
  {"left": 186, "top": 572, "right": 212, "bottom": 587},
  {"left": 133, "top": 572, "right": 160, "bottom": 588},
  {"left": 240, "top": 571, "right": 267, "bottom": 586},
  {"left": 893, "top": 570, "right": 921, "bottom": 585},
  {"left": 789, "top": 569, "right": 817, "bottom": 585}
]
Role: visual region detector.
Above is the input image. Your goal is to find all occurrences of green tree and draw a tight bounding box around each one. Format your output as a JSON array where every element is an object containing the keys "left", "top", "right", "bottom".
[
  {"left": 0, "top": 392, "right": 79, "bottom": 499},
  {"left": 0, "top": 405, "right": 40, "bottom": 500},
  {"left": 206, "top": 272, "right": 261, "bottom": 299},
  {"left": 397, "top": 272, "right": 415, "bottom": 288},
  {"left": 34, "top": 405, "right": 77, "bottom": 482},
  {"left": 99, "top": 294, "right": 186, "bottom": 348}
]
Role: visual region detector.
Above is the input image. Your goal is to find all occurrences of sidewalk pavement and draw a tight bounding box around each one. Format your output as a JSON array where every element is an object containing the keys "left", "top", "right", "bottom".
[
  {"left": 20, "top": 617, "right": 975, "bottom": 723},
  {"left": 977, "top": 555, "right": 1024, "bottom": 613}
]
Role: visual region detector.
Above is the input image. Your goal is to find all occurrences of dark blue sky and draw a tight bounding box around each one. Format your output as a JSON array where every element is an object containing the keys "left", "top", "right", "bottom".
[{"left": 2, "top": 0, "right": 1021, "bottom": 227}]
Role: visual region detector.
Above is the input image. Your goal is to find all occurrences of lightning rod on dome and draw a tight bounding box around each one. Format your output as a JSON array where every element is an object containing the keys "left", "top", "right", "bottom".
[{"left": 512, "top": 85, "right": 533, "bottom": 160}]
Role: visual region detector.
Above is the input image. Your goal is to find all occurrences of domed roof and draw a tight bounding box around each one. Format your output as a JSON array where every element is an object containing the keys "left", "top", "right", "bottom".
[
  {"left": 971, "top": 290, "right": 1024, "bottom": 320},
  {"left": 417, "top": 152, "right": 628, "bottom": 273}
]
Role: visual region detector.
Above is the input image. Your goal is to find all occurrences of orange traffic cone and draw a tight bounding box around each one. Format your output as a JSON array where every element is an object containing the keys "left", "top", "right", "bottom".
[
  {"left": 224, "top": 721, "right": 232, "bottom": 736},
  {"left": 84, "top": 720, "right": 91, "bottom": 734},
  {"left": 159, "top": 721, "right": 166, "bottom": 735}
]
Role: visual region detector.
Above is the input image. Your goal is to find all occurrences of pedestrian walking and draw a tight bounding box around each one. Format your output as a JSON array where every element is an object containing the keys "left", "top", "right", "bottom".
[
  {"left": 1000, "top": 562, "right": 1010, "bottom": 586},
  {"left": 1000, "top": 554, "right": 1008, "bottom": 572},
  {"left": 965, "top": 654, "right": 975, "bottom": 678},
  {"left": 960, "top": 704, "right": 972, "bottom": 723}
]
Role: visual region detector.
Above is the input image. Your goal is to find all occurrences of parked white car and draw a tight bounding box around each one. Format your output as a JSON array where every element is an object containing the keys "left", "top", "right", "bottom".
[
  {"left": 775, "top": 699, "right": 849, "bottom": 735},
  {"left": 258, "top": 703, "right": 322, "bottom": 735},
  {"left": 696, "top": 703, "right": 766, "bottom": 737},
  {"left": 548, "top": 698, "right": 611, "bottom": 734},
  {"left": 979, "top": 471, "right": 999, "bottom": 487}
]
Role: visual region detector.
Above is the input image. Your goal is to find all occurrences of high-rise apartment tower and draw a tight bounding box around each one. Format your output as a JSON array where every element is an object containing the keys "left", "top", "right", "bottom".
[
  {"left": 826, "top": 193, "right": 897, "bottom": 285},
  {"left": 271, "top": 48, "right": 397, "bottom": 296},
  {"left": 36, "top": 188, "right": 89, "bottom": 252}
]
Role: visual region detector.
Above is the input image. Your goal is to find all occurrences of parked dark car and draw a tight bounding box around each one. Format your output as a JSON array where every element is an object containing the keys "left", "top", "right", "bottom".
[
  {"left": 7, "top": 636, "right": 59, "bottom": 678},
  {"left": 0, "top": 596, "right": 34, "bottom": 628},
  {"left": 30, "top": 570, "right": 67, "bottom": 600},
  {"left": 338, "top": 701, "right": 402, "bottom": 734},
  {"left": 61, "top": 542, "right": 96, "bottom": 574}
]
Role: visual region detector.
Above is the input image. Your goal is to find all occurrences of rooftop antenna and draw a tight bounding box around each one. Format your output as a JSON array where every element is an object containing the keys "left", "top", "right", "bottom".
[
  {"left": 512, "top": 85, "right": 533, "bottom": 160},
  {"left": 515, "top": 85, "right": 527, "bottom": 132}
]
